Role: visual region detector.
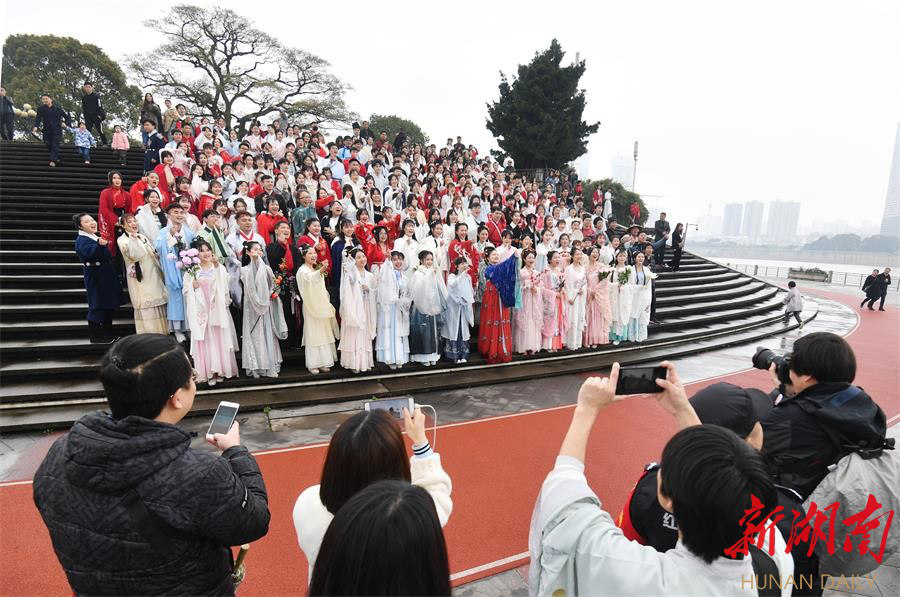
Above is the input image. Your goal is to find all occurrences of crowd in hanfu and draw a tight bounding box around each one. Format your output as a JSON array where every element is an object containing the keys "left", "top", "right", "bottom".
[{"left": 75, "top": 102, "right": 686, "bottom": 385}]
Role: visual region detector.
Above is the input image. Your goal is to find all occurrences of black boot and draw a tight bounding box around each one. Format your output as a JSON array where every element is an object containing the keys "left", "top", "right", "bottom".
[
  {"left": 89, "top": 321, "right": 113, "bottom": 344},
  {"left": 101, "top": 320, "right": 120, "bottom": 343}
]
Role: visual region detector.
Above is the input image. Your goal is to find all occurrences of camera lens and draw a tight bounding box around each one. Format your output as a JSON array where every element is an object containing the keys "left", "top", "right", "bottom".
[{"left": 751, "top": 347, "right": 775, "bottom": 371}]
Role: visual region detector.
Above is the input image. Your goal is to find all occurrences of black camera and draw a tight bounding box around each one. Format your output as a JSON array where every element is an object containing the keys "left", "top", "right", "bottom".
[{"left": 752, "top": 347, "right": 792, "bottom": 385}]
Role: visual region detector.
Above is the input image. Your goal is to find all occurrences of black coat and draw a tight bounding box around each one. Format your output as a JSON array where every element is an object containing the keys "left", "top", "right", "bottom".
[
  {"left": 875, "top": 272, "right": 892, "bottom": 295},
  {"left": 33, "top": 412, "right": 270, "bottom": 596},
  {"left": 82, "top": 92, "right": 105, "bottom": 119},
  {"left": 653, "top": 219, "right": 670, "bottom": 242},
  {"left": 863, "top": 274, "right": 880, "bottom": 299},
  {"left": 33, "top": 104, "right": 71, "bottom": 134},
  {"left": 760, "top": 382, "right": 884, "bottom": 500}
]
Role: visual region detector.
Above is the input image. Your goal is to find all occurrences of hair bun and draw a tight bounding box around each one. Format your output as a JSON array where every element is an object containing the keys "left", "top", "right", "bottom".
[{"left": 111, "top": 355, "right": 126, "bottom": 369}]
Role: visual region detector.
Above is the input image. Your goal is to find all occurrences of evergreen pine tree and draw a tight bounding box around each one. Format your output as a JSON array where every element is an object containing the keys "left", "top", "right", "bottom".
[{"left": 486, "top": 39, "right": 600, "bottom": 170}]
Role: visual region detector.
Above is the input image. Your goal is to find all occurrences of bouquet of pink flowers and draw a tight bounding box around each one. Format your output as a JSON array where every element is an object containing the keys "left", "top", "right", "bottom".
[{"left": 169, "top": 247, "right": 201, "bottom": 278}]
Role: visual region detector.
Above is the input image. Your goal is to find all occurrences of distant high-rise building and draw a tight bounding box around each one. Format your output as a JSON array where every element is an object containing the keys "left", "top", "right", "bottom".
[
  {"left": 766, "top": 200, "right": 802, "bottom": 245},
  {"left": 610, "top": 155, "right": 634, "bottom": 189},
  {"left": 880, "top": 122, "right": 900, "bottom": 237},
  {"left": 742, "top": 201, "right": 764, "bottom": 240},
  {"left": 723, "top": 203, "right": 743, "bottom": 236}
]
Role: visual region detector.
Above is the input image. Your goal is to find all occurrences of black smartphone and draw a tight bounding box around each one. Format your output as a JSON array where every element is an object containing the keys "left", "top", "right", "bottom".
[{"left": 615, "top": 366, "right": 667, "bottom": 395}]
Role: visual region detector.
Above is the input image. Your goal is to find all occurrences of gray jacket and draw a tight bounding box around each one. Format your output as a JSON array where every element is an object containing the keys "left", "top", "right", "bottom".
[{"left": 782, "top": 287, "right": 803, "bottom": 312}]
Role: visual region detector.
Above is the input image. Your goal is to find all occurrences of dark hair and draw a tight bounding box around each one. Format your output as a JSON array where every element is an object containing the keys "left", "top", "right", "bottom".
[
  {"left": 787, "top": 280, "right": 796, "bottom": 288},
  {"left": 107, "top": 170, "right": 123, "bottom": 186},
  {"left": 192, "top": 239, "right": 213, "bottom": 253},
  {"left": 100, "top": 334, "right": 193, "bottom": 420},
  {"left": 319, "top": 410, "right": 411, "bottom": 514},
  {"left": 790, "top": 332, "right": 856, "bottom": 383},
  {"left": 241, "top": 241, "right": 262, "bottom": 266},
  {"left": 201, "top": 208, "right": 216, "bottom": 219},
  {"left": 73, "top": 212, "right": 90, "bottom": 229},
  {"left": 659, "top": 425, "right": 775, "bottom": 564},
  {"left": 309, "top": 480, "right": 451, "bottom": 597}
]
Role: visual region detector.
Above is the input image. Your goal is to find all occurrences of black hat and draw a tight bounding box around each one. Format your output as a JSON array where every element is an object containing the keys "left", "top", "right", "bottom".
[
  {"left": 352, "top": 122, "right": 360, "bottom": 129},
  {"left": 689, "top": 382, "right": 773, "bottom": 438}
]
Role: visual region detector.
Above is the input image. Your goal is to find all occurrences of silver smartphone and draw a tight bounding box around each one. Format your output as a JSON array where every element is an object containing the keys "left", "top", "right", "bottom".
[
  {"left": 206, "top": 401, "right": 239, "bottom": 440},
  {"left": 364, "top": 397, "right": 414, "bottom": 419}
]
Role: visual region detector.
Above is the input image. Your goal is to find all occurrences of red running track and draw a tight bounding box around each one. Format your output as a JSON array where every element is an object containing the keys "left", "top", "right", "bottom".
[{"left": 1, "top": 291, "right": 897, "bottom": 597}]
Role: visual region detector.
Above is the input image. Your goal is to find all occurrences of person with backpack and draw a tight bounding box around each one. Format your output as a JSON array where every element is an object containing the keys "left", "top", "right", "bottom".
[
  {"left": 33, "top": 334, "right": 271, "bottom": 596},
  {"left": 529, "top": 362, "right": 794, "bottom": 597},
  {"left": 760, "top": 332, "right": 888, "bottom": 501}
]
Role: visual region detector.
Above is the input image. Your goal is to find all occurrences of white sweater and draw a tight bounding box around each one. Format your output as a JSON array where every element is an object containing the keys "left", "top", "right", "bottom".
[{"left": 292, "top": 451, "right": 453, "bottom": 578}]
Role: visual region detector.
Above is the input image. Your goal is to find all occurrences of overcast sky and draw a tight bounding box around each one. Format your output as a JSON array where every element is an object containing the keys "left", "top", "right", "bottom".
[{"left": 2, "top": 0, "right": 899, "bottom": 228}]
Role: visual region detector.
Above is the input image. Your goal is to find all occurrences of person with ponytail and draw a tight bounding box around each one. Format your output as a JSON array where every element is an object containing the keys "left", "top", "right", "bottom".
[
  {"left": 240, "top": 241, "right": 284, "bottom": 378},
  {"left": 297, "top": 243, "right": 340, "bottom": 374},
  {"left": 34, "top": 334, "right": 271, "bottom": 597},
  {"left": 117, "top": 214, "right": 168, "bottom": 335},
  {"left": 183, "top": 239, "right": 239, "bottom": 385},
  {"left": 338, "top": 247, "right": 377, "bottom": 373}
]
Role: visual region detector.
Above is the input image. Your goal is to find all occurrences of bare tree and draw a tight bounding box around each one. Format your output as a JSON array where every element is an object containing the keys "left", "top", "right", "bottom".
[{"left": 127, "top": 4, "right": 355, "bottom": 133}]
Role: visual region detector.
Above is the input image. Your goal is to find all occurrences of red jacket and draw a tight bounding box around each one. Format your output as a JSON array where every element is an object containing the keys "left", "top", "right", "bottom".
[
  {"left": 98, "top": 186, "right": 130, "bottom": 256},
  {"left": 486, "top": 219, "right": 506, "bottom": 245},
  {"left": 296, "top": 234, "right": 332, "bottom": 276}
]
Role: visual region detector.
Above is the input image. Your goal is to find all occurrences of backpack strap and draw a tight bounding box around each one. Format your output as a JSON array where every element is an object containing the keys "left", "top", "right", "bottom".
[
  {"left": 748, "top": 544, "right": 780, "bottom": 597},
  {"left": 792, "top": 387, "right": 892, "bottom": 460},
  {"left": 122, "top": 489, "right": 196, "bottom": 552}
]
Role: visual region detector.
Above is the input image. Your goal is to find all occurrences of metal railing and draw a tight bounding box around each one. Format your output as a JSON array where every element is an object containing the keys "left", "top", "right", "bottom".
[{"left": 723, "top": 263, "right": 899, "bottom": 291}]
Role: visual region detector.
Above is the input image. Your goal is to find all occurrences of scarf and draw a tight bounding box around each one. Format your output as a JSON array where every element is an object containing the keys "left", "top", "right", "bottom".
[{"left": 280, "top": 240, "right": 293, "bottom": 272}]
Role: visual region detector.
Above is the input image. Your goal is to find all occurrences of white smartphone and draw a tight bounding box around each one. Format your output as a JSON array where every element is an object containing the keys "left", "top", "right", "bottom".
[
  {"left": 364, "top": 397, "right": 414, "bottom": 419},
  {"left": 206, "top": 401, "right": 240, "bottom": 441}
]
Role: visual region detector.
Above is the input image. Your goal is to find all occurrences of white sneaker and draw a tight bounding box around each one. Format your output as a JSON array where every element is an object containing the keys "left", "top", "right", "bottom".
[
  {"left": 309, "top": 368, "right": 320, "bottom": 375},
  {"left": 208, "top": 378, "right": 217, "bottom": 386},
  {"left": 613, "top": 340, "right": 620, "bottom": 346},
  {"left": 174, "top": 331, "right": 186, "bottom": 343}
]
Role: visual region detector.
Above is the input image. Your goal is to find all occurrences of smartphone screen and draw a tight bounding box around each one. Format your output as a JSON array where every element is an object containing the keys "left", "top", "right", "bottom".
[
  {"left": 615, "top": 366, "right": 667, "bottom": 395},
  {"left": 365, "top": 397, "right": 414, "bottom": 419},
  {"left": 208, "top": 402, "right": 239, "bottom": 436}
]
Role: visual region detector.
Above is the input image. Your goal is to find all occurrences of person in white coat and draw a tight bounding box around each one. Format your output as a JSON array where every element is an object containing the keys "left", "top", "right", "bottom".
[
  {"left": 375, "top": 251, "right": 412, "bottom": 369},
  {"left": 782, "top": 280, "right": 804, "bottom": 329},
  {"left": 563, "top": 248, "right": 588, "bottom": 350},
  {"left": 293, "top": 407, "right": 452, "bottom": 581},
  {"left": 339, "top": 247, "right": 377, "bottom": 373},
  {"left": 529, "top": 362, "right": 793, "bottom": 597}
]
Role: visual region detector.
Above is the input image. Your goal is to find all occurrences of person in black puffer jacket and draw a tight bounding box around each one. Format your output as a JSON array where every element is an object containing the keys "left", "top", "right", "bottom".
[{"left": 33, "top": 334, "right": 270, "bottom": 596}]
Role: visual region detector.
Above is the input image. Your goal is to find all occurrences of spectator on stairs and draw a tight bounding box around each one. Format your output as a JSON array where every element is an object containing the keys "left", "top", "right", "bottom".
[
  {"left": 183, "top": 240, "right": 239, "bottom": 386},
  {"left": 74, "top": 213, "right": 121, "bottom": 344},
  {"left": 153, "top": 150, "right": 184, "bottom": 195},
  {"left": 32, "top": 93, "right": 71, "bottom": 167},
  {"left": 155, "top": 203, "right": 195, "bottom": 343},
  {"left": 80, "top": 82, "right": 107, "bottom": 146},
  {"left": 139, "top": 93, "right": 163, "bottom": 142},
  {"left": 127, "top": 171, "right": 169, "bottom": 213},
  {"left": 117, "top": 214, "right": 169, "bottom": 335},
  {"left": 142, "top": 119, "right": 166, "bottom": 173},
  {"left": 98, "top": 171, "right": 129, "bottom": 256},
  {"left": 110, "top": 125, "right": 130, "bottom": 166},
  {"left": 0, "top": 86, "right": 14, "bottom": 140},
  {"left": 67, "top": 121, "right": 96, "bottom": 164},
  {"left": 134, "top": 189, "right": 167, "bottom": 246}
]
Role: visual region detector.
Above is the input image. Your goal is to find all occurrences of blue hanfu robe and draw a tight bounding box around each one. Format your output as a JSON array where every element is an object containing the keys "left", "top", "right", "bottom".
[
  {"left": 75, "top": 233, "right": 121, "bottom": 323},
  {"left": 155, "top": 225, "right": 195, "bottom": 327}
]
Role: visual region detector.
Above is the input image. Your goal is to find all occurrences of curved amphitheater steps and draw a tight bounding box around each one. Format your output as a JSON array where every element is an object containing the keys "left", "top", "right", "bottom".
[{"left": 0, "top": 141, "right": 813, "bottom": 430}]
